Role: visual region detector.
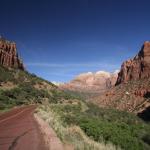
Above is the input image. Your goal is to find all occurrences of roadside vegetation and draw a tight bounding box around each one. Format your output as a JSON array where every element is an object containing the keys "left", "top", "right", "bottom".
[
  {"left": 37, "top": 102, "right": 150, "bottom": 150},
  {"left": 37, "top": 104, "right": 117, "bottom": 150}
]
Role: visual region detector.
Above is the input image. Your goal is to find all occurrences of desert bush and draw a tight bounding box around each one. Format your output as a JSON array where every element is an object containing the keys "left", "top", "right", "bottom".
[
  {"left": 36, "top": 105, "right": 117, "bottom": 150},
  {"left": 0, "top": 66, "right": 14, "bottom": 83},
  {"left": 85, "top": 103, "right": 143, "bottom": 125},
  {"left": 46, "top": 102, "right": 150, "bottom": 150},
  {"left": 0, "top": 83, "right": 52, "bottom": 110},
  {"left": 142, "top": 133, "right": 150, "bottom": 145},
  {"left": 77, "top": 117, "right": 149, "bottom": 150}
]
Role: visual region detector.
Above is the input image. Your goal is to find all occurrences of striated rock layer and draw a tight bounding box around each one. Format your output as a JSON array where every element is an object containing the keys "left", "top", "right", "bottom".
[
  {"left": 59, "top": 71, "right": 118, "bottom": 93},
  {"left": 116, "top": 41, "right": 150, "bottom": 85},
  {"left": 0, "top": 37, "right": 24, "bottom": 70}
]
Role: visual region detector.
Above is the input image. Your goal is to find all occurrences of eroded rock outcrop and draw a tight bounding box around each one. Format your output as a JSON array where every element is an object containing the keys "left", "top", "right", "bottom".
[
  {"left": 0, "top": 37, "right": 24, "bottom": 70},
  {"left": 116, "top": 41, "right": 150, "bottom": 85}
]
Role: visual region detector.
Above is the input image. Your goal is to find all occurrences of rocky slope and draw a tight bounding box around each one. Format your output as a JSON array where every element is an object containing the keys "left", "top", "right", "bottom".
[
  {"left": 59, "top": 70, "right": 118, "bottom": 93},
  {"left": 116, "top": 41, "right": 150, "bottom": 85},
  {"left": 0, "top": 37, "right": 24, "bottom": 70},
  {"left": 92, "top": 42, "right": 150, "bottom": 116},
  {"left": 0, "top": 37, "right": 79, "bottom": 111}
]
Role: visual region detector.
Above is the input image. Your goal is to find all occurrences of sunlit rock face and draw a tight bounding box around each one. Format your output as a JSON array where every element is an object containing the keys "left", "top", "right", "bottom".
[
  {"left": 59, "top": 70, "right": 118, "bottom": 93},
  {"left": 116, "top": 41, "right": 150, "bottom": 85},
  {"left": 0, "top": 37, "right": 24, "bottom": 70}
]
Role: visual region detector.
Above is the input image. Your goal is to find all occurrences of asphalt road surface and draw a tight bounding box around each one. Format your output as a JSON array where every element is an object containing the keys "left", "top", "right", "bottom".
[{"left": 0, "top": 106, "right": 47, "bottom": 150}]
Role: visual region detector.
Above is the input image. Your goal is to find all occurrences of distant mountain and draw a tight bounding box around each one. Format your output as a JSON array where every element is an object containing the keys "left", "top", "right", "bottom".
[
  {"left": 0, "top": 37, "right": 24, "bottom": 70},
  {"left": 92, "top": 42, "right": 150, "bottom": 117},
  {"left": 59, "top": 70, "right": 118, "bottom": 93}
]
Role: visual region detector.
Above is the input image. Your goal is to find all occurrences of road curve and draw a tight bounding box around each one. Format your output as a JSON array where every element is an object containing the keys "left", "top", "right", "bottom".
[{"left": 0, "top": 105, "right": 47, "bottom": 150}]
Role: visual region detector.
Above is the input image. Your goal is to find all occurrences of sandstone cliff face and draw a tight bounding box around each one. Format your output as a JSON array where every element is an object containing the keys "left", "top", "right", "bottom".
[
  {"left": 0, "top": 37, "right": 24, "bottom": 70},
  {"left": 116, "top": 41, "right": 150, "bottom": 85},
  {"left": 59, "top": 71, "right": 118, "bottom": 93}
]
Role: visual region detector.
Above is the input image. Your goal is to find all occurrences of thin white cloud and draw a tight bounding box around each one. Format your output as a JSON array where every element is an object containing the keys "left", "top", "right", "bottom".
[
  {"left": 26, "top": 62, "right": 119, "bottom": 68},
  {"left": 26, "top": 62, "right": 120, "bottom": 82}
]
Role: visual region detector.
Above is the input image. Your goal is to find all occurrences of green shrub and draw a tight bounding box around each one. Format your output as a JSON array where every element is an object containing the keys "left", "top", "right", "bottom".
[
  {"left": 77, "top": 117, "right": 149, "bottom": 150},
  {"left": 85, "top": 103, "right": 143, "bottom": 125},
  {"left": 142, "top": 133, "right": 150, "bottom": 145},
  {"left": 50, "top": 102, "right": 150, "bottom": 150},
  {"left": 0, "top": 66, "right": 14, "bottom": 83}
]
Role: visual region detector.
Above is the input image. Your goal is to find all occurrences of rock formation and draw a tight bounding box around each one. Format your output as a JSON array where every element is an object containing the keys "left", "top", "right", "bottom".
[
  {"left": 59, "top": 70, "right": 118, "bottom": 93},
  {"left": 134, "top": 89, "right": 150, "bottom": 98},
  {"left": 91, "top": 41, "right": 150, "bottom": 114},
  {"left": 116, "top": 41, "right": 150, "bottom": 85},
  {"left": 0, "top": 37, "right": 24, "bottom": 70}
]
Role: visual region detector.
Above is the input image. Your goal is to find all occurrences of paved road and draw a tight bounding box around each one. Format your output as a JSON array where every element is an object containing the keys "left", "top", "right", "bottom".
[{"left": 0, "top": 106, "right": 47, "bottom": 150}]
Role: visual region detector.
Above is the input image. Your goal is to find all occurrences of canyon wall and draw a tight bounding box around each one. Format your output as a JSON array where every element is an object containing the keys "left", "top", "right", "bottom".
[{"left": 0, "top": 37, "right": 24, "bottom": 70}]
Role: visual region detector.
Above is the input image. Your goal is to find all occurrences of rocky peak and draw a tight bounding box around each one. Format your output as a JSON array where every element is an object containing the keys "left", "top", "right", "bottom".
[
  {"left": 59, "top": 70, "right": 118, "bottom": 93},
  {"left": 0, "top": 37, "right": 24, "bottom": 70},
  {"left": 116, "top": 41, "right": 150, "bottom": 85}
]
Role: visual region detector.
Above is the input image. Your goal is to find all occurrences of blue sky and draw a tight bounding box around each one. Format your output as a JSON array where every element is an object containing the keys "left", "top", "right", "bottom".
[{"left": 0, "top": 0, "right": 150, "bottom": 82}]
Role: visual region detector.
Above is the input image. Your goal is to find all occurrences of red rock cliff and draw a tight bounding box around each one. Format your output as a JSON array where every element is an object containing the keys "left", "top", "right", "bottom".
[
  {"left": 116, "top": 41, "right": 150, "bottom": 85},
  {"left": 0, "top": 37, "right": 24, "bottom": 70}
]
